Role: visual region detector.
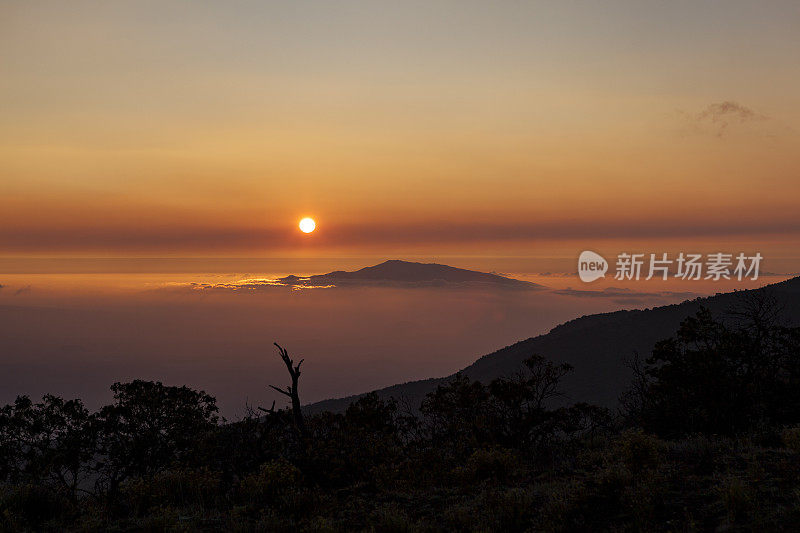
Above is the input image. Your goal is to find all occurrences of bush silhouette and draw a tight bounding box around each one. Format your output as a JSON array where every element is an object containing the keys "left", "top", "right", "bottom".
[{"left": 625, "top": 302, "right": 800, "bottom": 437}]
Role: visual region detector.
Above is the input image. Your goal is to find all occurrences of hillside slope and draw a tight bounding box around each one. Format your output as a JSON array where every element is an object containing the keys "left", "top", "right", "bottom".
[{"left": 307, "top": 276, "right": 800, "bottom": 413}]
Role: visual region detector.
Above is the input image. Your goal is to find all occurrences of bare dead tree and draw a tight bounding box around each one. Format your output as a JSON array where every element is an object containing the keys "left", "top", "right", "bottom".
[
  {"left": 269, "top": 343, "right": 306, "bottom": 436},
  {"left": 726, "top": 288, "right": 787, "bottom": 334},
  {"left": 619, "top": 350, "right": 650, "bottom": 425},
  {"left": 257, "top": 400, "right": 276, "bottom": 415}
]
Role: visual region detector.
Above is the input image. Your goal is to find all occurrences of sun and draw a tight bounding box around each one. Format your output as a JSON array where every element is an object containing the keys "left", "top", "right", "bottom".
[{"left": 299, "top": 217, "right": 316, "bottom": 233}]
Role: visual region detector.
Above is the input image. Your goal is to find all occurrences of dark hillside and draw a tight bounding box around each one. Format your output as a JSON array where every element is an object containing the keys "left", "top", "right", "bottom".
[{"left": 308, "top": 276, "right": 800, "bottom": 413}]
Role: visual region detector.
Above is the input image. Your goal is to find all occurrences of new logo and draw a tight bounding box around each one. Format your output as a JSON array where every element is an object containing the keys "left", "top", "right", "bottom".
[{"left": 578, "top": 251, "right": 608, "bottom": 283}]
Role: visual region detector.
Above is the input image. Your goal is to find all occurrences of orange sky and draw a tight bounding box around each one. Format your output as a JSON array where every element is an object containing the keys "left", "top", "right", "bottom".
[{"left": 1, "top": 1, "right": 799, "bottom": 269}]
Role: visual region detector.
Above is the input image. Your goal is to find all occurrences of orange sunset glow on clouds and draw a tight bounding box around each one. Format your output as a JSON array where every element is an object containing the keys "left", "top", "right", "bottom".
[{"left": 1, "top": 1, "right": 799, "bottom": 269}]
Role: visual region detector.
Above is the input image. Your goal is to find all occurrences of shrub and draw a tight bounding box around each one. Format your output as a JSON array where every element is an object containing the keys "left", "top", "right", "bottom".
[
  {"left": 122, "top": 468, "right": 223, "bottom": 515},
  {"left": 368, "top": 504, "right": 414, "bottom": 533},
  {"left": 666, "top": 434, "right": 721, "bottom": 475},
  {"left": 461, "top": 446, "right": 520, "bottom": 484},
  {"left": 720, "top": 476, "right": 753, "bottom": 525},
  {"left": 615, "top": 429, "right": 661, "bottom": 474},
  {"left": 238, "top": 457, "right": 312, "bottom": 518},
  {"left": 782, "top": 426, "right": 800, "bottom": 453},
  {"left": 0, "top": 483, "right": 76, "bottom": 531}
]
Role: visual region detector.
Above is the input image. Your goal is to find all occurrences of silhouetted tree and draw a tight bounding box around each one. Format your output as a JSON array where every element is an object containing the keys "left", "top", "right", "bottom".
[
  {"left": 94, "top": 380, "right": 218, "bottom": 496},
  {"left": 418, "top": 355, "right": 588, "bottom": 461},
  {"left": 0, "top": 395, "right": 94, "bottom": 500},
  {"left": 420, "top": 374, "right": 493, "bottom": 458},
  {"left": 489, "top": 355, "right": 574, "bottom": 449},
  {"left": 268, "top": 343, "right": 306, "bottom": 437},
  {"left": 624, "top": 302, "right": 800, "bottom": 437},
  {"left": 300, "top": 393, "right": 403, "bottom": 485}
]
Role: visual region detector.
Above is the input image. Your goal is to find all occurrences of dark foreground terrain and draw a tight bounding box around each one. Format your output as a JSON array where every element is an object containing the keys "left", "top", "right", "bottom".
[{"left": 2, "top": 288, "right": 800, "bottom": 531}]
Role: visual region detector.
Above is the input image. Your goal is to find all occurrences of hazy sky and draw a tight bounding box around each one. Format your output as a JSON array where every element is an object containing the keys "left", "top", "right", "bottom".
[
  {"left": 2, "top": 1, "right": 799, "bottom": 413},
  {"left": 2, "top": 1, "right": 799, "bottom": 261}
]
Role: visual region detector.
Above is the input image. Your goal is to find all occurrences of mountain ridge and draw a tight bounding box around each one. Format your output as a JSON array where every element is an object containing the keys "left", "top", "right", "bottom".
[{"left": 278, "top": 259, "right": 543, "bottom": 289}]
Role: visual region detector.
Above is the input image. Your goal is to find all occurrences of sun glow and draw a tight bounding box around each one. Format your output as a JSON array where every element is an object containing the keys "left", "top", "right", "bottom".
[{"left": 299, "top": 217, "right": 316, "bottom": 233}]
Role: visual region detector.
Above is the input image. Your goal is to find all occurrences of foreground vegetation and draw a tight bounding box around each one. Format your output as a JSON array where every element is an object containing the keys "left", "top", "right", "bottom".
[{"left": 1, "top": 294, "right": 799, "bottom": 531}]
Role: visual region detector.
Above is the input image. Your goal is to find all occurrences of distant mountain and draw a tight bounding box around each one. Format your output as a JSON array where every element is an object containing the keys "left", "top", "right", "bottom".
[
  {"left": 307, "top": 275, "right": 800, "bottom": 414},
  {"left": 278, "top": 260, "right": 543, "bottom": 289}
]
